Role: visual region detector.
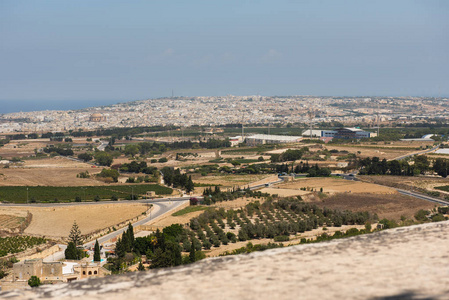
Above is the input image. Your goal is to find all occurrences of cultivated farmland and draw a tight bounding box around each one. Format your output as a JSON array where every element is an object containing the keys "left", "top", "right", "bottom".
[{"left": 0, "top": 184, "right": 172, "bottom": 203}]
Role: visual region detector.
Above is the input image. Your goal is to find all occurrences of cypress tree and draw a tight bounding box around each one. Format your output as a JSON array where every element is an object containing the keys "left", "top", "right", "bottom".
[
  {"left": 186, "top": 175, "right": 195, "bottom": 193},
  {"left": 122, "top": 231, "right": 131, "bottom": 252},
  {"left": 127, "top": 223, "right": 134, "bottom": 245},
  {"left": 69, "top": 221, "right": 82, "bottom": 247},
  {"left": 94, "top": 239, "right": 101, "bottom": 262},
  {"left": 189, "top": 244, "right": 196, "bottom": 263},
  {"left": 65, "top": 242, "right": 79, "bottom": 260},
  {"left": 115, "top": 237, "right": 125, "bottom": 258}
]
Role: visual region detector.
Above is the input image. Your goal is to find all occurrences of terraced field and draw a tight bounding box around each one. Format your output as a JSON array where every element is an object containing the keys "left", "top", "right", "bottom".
[{"left": 0, "top": 215, "right": 25, "bottom": 230}]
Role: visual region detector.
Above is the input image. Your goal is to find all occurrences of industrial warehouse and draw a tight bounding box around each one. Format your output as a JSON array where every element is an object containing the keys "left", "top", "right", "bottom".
[
  {"left": 302, "top": 127, "right": 377, "bottom": 139},
  {"left": 245, "top": 134, "right": 303, "bottom": 145}
]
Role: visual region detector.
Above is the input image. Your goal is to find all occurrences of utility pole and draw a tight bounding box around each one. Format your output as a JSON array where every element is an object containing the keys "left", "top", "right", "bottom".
[{"left": 26, "top": 187, "right": 29, "bottom": 204}]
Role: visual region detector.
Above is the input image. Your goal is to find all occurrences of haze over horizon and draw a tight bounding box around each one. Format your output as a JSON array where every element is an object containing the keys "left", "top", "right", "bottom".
[{"left": 1, "top": 0, "right": 448, "bottom": 113}]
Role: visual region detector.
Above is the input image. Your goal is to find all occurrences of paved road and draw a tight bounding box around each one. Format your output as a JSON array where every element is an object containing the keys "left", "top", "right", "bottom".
[
  {"left": 83, "top": 199, "right": 187, "bottom": 248},
  {"left": 97, "top": 140, "right": 109, "bottom": 151},
  {"left": 394, "top": 144, "right": 440, "bottom": 161},
  {"left": 341, "top": 174, "right": 449, "bottom": 206},
  {"left": 249, "top": 178, "right": 284, "bottom": 190},
  {"left": 396, "top": 188, "right": 449, "bottom": 206},
  {"left": 43, "top": 199, "right": 188, "bottom": 262}
]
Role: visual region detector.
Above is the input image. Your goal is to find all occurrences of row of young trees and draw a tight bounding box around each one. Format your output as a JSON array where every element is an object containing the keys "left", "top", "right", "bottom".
[
  {"left": 109, "top": 139, "right": 231, "bottom": 158},
  {"left": 201, "top": 186, "right": 270, "bottom": 205},
  {"left": 274, "top": 161, "right": 331, "bottom": 177},
  {"left": 187, "top": 198, "right": 375, "bottom": 251},
  {"left": 43, "top": 145, "right": 74, "bottom": 156},
  {"left": 358, "top": 156, "right": 449, "bottom": 177}
]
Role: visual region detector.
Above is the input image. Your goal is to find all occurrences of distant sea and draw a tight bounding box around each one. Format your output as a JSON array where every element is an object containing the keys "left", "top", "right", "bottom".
[{"left": 0, "top": 99, "right": 127, "bottom": 114}]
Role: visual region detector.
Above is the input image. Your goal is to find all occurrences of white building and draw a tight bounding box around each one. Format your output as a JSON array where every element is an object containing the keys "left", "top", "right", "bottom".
[
  {"left": 229, "top": 136, "right": 243, "bottom": 147},
  {"left": 245, "top": 134, "right": 302, "bottom": 145}
]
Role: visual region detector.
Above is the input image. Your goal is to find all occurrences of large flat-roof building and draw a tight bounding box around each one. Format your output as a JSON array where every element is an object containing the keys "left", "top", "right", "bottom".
[
  {"left": 245, "top": 134, "right": 302, "bottom": 145},
  {"left": 302, "top": 128, "right": 376, "bottom": 139}
]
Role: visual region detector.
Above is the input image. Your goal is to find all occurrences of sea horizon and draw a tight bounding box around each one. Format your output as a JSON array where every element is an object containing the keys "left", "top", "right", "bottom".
[{"left": 0, "top": 99, "right": 127, "bottom": 115}]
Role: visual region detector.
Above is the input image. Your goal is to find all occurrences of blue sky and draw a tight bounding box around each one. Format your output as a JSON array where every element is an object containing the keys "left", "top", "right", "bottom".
[{"left": 0, "top": 0, "right": 448, "bottom": 112}]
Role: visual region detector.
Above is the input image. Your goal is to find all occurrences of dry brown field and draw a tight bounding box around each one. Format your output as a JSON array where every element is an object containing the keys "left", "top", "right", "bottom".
[
  {"left": 323, "top": 145, "right": 413, "bottom": 160},
  {"left": 0, "top": 214, "right": 26, "bottom": 231},
  {"left": 0, "top": 203, "right": 148, "bottom": 239},
  {"left": 311, "top": 192, "right": 435, "bottom": 220},
  {"left": 0, "top": 157, "right": 106, "bottom": 186},
  {"left": 359, "top": 175, "right": 449, "bottom": 193},
  {"left": 275, "top": 177, "right": 395, "bottom": 195},
  {"left": 0, "top": 140, "right": 48, "bottom": 159},
  {"left": 192, "top": 174, "right": 273, "bottom": 189}
]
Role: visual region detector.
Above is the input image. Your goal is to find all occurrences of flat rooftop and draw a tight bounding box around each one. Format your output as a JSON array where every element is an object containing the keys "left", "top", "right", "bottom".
[{"left": 246, "top": 134, "right": 302, "bottom": 141}]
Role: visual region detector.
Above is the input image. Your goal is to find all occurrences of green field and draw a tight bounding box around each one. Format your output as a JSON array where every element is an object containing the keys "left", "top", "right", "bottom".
[
  {"left": 0, "top": 236, "right": 47, "bottom": 257},
  {"left": 234, "top": 159, "right": 260, "bottom": 164},
  {"left": 434, "top": 186, "right": 449, "bottom": 192},
  {"left": 172, "top": 206, "right": 207, "bottom": 216},
  {"left": 0, "top": 184, "right": 173, "bottom": 203}
]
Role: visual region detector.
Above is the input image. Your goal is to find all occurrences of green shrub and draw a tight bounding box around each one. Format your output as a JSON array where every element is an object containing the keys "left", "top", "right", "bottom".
[
  {"left": 414, "top": 209, "right": 430, "bottom": 222},
  {"left": 28, "top": 276, "right": 41, "bottom": 287},
  {"left": 273, "top": 235, "right": 289, "bottom": 242}
]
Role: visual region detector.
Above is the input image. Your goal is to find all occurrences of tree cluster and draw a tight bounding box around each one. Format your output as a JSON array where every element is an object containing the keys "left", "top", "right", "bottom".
[
  {"left": 118, "top": 161, "right": 158, "bottom": 175},
  {"left": 161, "top": 167, "right": 194, "bottom": 192},
  {"left": 94, "top": 151, "right": 113, "bottom": 166},
  {"left": 270, "top": 148, "right": 308, "bottom": 163},
  {"left": 358, "top": 156, "right": 436, "bottom": 176},
  {"left": 97, "top": 168, "right": 120, "bottom": 182},
  {"left": 43, "top": 145, "right": 73, "bottom": 156}
]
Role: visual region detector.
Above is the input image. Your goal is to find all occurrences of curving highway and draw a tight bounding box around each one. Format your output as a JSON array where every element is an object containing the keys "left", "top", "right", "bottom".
[
  {"left": 394, "top": 144, "right": 440, "bottom": 161},
  {"left": 43, "top": 198, "right": 188, "bottom": 262}
]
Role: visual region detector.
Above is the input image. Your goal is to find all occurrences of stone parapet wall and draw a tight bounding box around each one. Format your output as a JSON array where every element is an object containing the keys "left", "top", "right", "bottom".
[{"left": 2, "top": 220, "right": 449, "bottom": 299}]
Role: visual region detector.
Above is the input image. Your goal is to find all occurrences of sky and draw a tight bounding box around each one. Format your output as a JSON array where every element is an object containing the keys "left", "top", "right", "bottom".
[{"left": 0, "top": 0, "right": 448, "bottom": 113}]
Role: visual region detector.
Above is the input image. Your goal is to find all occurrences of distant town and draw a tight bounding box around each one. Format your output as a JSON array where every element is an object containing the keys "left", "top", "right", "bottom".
[{"left": 0, "top": 96, "right": 448, "bottom": 134}]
